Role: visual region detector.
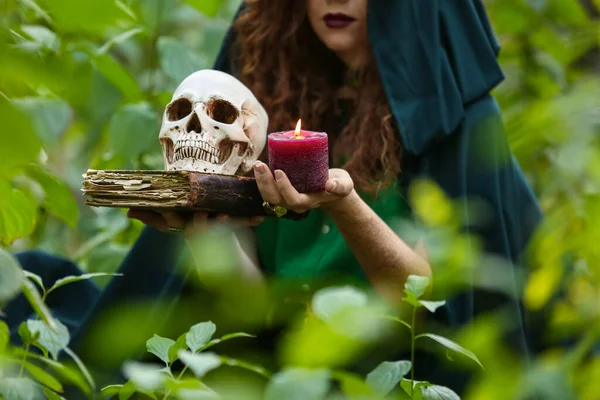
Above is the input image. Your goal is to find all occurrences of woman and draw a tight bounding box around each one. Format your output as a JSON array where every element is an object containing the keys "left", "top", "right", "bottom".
[{"left": 9, "top": 0, "right": 542, "bottom": 394}]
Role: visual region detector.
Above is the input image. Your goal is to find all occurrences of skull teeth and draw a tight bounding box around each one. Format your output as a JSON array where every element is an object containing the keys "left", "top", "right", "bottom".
[{"left": 173, "top": 139, "right": 224, "bottom": 164}]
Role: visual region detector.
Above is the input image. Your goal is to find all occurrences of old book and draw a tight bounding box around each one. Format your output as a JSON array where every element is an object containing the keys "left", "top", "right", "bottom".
[{"left": 81, "top": 169, "right": 307, "bottom": 220}]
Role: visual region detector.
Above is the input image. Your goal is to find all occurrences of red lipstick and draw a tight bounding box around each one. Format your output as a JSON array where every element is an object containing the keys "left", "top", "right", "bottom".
[{"left": 323, "top": 13, "right": 356, "bottom": 29}]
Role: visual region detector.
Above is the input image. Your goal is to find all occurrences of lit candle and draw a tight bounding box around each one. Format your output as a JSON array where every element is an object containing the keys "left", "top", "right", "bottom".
[{"left": 268, "top": 120, "right": 329, "bottom": 193}]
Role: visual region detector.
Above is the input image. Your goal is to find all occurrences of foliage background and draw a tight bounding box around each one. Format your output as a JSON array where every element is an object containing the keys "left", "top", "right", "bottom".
[{"left": 0, "top": 0, "right": 599, "bottom": 399}]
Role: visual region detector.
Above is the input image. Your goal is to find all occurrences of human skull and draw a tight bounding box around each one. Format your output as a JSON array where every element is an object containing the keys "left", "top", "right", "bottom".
[{"left": 159, "top": 70, "right": 268, "bottom": 175}]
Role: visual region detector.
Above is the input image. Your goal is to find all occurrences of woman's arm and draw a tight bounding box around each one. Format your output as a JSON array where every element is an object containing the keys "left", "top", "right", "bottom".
[{"left": 323, "top": 190, "right": 430, "bottom": 303}]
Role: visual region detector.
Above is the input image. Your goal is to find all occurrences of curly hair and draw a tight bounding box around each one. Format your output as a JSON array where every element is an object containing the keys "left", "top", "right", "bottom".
[{"left": 233, "top": 0, "right": 402, "bottom": 193}]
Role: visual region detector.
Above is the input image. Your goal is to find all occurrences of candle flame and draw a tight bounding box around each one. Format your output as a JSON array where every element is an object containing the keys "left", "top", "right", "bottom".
[{"left": 294, "top": 119, "right": 303, "bottom": 139}]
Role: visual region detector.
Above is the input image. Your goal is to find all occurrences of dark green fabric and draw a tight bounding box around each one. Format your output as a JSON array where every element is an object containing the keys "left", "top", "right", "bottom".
[{"left": 254, "top": 182, "right": 410, "bottom": 284}]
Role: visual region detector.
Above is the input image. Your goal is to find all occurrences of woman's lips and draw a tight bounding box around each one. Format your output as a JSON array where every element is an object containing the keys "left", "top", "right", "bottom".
[{"left": 323, "top": 13, "right": 356, "bottom": 29}]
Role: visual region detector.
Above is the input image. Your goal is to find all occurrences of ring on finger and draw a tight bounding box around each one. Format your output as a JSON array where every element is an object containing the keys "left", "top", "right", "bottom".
[
  {"left": 262, "top": 201, "right": 288, "bottom": 218},
  {"left": 168, "top": 226, "right": 185, "bottom": 233}
]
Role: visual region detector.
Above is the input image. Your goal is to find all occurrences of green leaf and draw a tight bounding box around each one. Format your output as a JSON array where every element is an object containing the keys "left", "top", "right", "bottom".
[
  {"left": 41, "top": 387, "right": 66, "bottom": 400},
  {"left": 157, "top": 36, "right": 206, "bottom": 84},
  {"left": 0, "top": 98, "right": 41, "bottom": 175},
  {"left": 403, "top": 291, "right": 422, "bottom": 308},
  {"left": 421, "top": 384, "right": 460, "bottom": 400},
  {"left": 92, "top": 53, "right": 142, "bottom": 101},
  {"left": 182, "top": 0, "right": 225, "bottom": 17},
  {"left": 45, "top": 272, "right": 121, "bottom": 296},
  {"left": 63, "top": 347, "right": 95, "bottom": 391},
  {"left": 0, "top": 377, "right": 44, "bottom": 400},
  {"left": 146, "top": 334, "right": 175, "bottom": 365},
  {"left": 404, "top": 275, "right": 429, "bottom": 299},
  {"left": 312, "top": 286, "right": 368, "bottom": 323},
  {"left": 416, "top": 333, "right": 484, "bottom": 370},
  {"left": 186, "top": 321, "right": 216, "bottom": 352},
  {"left": 264, "top": 368, "right": 331, "bottom": 400},
  {"left": 21, "top": 280, "right": 56, "bottom": 331},
  {"left": 366, "top": 360, "right": 412, "bottom": 397},
  {"left": 119, "top": 381, "right": 137, "bottom": 400},
  {"left": 382, "top": 316, "right": 412, "bottom": 331},
  {"left": 38, "top": 0, "right": 128, "bottom": 34},
  {"left": 178, "top": 350, "right": 221, "bottom": 378},
  {"left": 420, "top": 300, "right": 446, "bottom": 313},
  {"left": 21, "top": 25, "right": 59, "bottom": 52},
  {"left": 220, "top": 356, "right": 271, "bottom": 379},
  {"left": 98, "top": 27, "right": 145, "bottom": 54},
  {"left": 25, "top": 165, "right": 78, "bottom": 227},
  {"left": 168, "top": 332, "right": 188, "bottom": 363},
  {"left": 23, "top": 361, "right": 63, "bottom": 393},
  {"left": 122, "top": 361, "right": 166, "bottom": 392},
  {"left": 27, "top": 319, "right": 69, "bottom": 360},
  {"left": 19, "top": 322, "right": 35, "bottom": 344},
  {"left": 401, "top": 379, "right": 426, "bottom": 400},
  {"left": 23, "top": 271, "right": 45, "bottom": 294},
  {"left": 12, "top": 97, "right": 71, "bottom": 145},
  {"left": 0, "top": 247, "right": 25, "bottom": 302},
  {"left": 0, "top": 182, "right": 38, "bottom": 244},
  {"left": 107, "top": 102, "right": 159, "bottom": 158},
  {"left": 219, "top": 332, "right": 255, "bottom": 341},
  {"left": 100, "top": 384, "right": 123, "bottom": 397},
  {"left": 0, "top": 320, "right": 9, "bottom": 351},
  {"left": 332, "top": 371, "right": 376, "bottom": 398}
]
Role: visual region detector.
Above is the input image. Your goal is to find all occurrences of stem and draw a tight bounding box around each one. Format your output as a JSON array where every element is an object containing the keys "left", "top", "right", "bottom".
[
  {"left": 410, "top": 306, "right": 416, "bottom": 399},
  {"left": 18, "top": 343, "right": 31, "bottom": 377}
]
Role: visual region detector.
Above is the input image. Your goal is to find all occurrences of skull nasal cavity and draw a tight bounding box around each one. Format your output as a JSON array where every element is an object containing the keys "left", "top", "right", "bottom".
[
  {"left": 186, "top": 113, "right": 202, "bottom": 133},
  {"left": 166, "top": 98, "right": 193, "bottom": 121},
  {"left": 207, "top": 99, "right": 239, "bottom": 124}
]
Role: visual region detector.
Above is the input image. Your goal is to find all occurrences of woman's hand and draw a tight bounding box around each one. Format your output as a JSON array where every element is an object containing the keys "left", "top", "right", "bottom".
[
  {"left": 253, "top": 161, "right": 354, "bottom": 214},
  {"left": 127, "top": 209, "right": 264, "bottom": 237}
]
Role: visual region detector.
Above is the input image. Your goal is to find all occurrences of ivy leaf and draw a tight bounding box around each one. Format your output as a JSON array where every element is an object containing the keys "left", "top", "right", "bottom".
[
  {"left": 420, "top": 300, "right": 446, "bottom": 313},
  {"left": 107, "top": 102, "right": 159, "bottom": 158},
  {"left": 25, "top": 165, "right": 78, "bottom": 227},
  {"left": 0, "top": 377, "right": 44, "bottom": 400},
  {"left": 264, "top": 368, "right": 331, "bottom": 400},
  {"left": 0, "top": 247, "right": 25, "bottom": 302},
  {"left": 416, "top": 333, "right": 484, "bottom": 370},
  {"left": 22, "top": 361, "right": 63, "bottom": 393},
  {"left": 404, "top": 275, "right": 430, "bottom": 299},
  {"left": 146, "top": 334, "right": 175, "bottom": 365},
  {"left": 122, "top": 362, "right": 165, "bottom": 392},
  {"left": 366, "top": 360, "right": 412, "bottom": 397},
  {"left": 178, "top": 351, "right": 221, "bottom": 378},
  {"left": 421, "top": 384, "right": 460, "bottom": 400},
  {"left": 27, "top": 319, "right": 69, "bottom": 360},
  {"left": 186, "top": 321, "right": 216, "bottom": 352},
  {"left": 45, "top": 272, "right": 121, "bottom": 296},
  {"left": 168, "top": 332, "right": 188, "bottom": 363},
  {"left": 0, "top": 182, "right": 37, "bottom": 244}
]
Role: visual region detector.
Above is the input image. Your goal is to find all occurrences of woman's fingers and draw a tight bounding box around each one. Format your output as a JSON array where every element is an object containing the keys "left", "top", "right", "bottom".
[
  {"left": 127, "top": 209, "right": 169, "bottom": 231},
  {"left": 273, "top": 170, "right": 310, "bottom": 212},
  {"left": 253, "top": 161, "right": 283, "bottom": 205},
  {"left": 163, "top": 211, "right": 187, "bottom": 230}
]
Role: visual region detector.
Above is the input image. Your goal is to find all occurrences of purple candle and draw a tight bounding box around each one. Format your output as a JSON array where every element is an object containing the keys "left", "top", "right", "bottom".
[{"left": 268, "top": 120, "right": 329, "bottom": 193}]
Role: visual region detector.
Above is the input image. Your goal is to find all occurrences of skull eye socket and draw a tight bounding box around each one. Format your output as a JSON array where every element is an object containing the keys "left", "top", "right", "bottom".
[
  {"left": 207, "top": 99, "right": 239, "bottom": 124},
  {"left": 166, "top": 98, "right": 193, "bottom": 121}
]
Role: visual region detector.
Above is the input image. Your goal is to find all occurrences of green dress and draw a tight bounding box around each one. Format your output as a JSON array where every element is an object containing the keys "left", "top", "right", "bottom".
[{"left": 253, "top": 181, "right": 411, "bottom": 286}]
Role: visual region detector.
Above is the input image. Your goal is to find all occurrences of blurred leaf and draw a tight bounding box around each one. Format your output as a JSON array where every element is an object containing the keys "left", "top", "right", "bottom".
[
  {"left": 186, "top": 321, "right": 216, "bottom": 352},
  {"left": 19, "top": 322, "right": 35, "bottom": 344},
  {"left": 168, "top": 332, "right": 188, "bottom": 363},
  {"left": 220, "top": 356, "right": 271, "bottom": 378},
  {"left": 41, "top": 388, "right": 66, "bottom": 400},
  {"left": 420, "top": 300, "right": 446, "bottom": 313},
  {"left": 0, "top": 99, "right": 40, "bottom": 176},
  {"left": 45, "top": 272, "right": 121, "bottom": 296},
  {"left": 146, "top": 334, "right": 175, "bottom": 365},
  {"left": 401, "top": 380, "right": 427, "bottom": 400},
  {"left": 13, "top": 98, "right": 72, "bottom": 146},
  {"left": 108, "top": 102, "right": 159, "bottom": 158},
  {"left": 92, "top": 53, "right": 143, "bottom": 101},
  {"left": 183, "top": 0, "right": 225, "bottom": 17},
  {"left": 409, "top": 180, "right": 454, "bottom": 227},
  {"left": 21, "top": 280, "right": 56, "bottom": 331},
  {"left": 0, "top": 247, "right": 25, "bottom": 302},
  {"left": 98, "top": 27, "right": 145, "bottom": 54},
  {"left": 119, "top": 381, "right": 136, "bottom": 400},
  {"left": 404, "top": 275, "right": 429, "bottom": 299},
  {"left": 0, "top": 182, "right": 37, "bottom": 244},
  {"left": 421, "top": 384, "right": 460, "bottom": 400},
  {"left": 23, "top": 271, "right": 45, "bottom": 293},
  {"left": 27, "top": 319, "right": 69, "bottom": 360},
  {"left": 25, "top": 165, "right": 78, "bottom": 227},
  {"left": 20, "top": 25, "right": 59, "bottom": 52},
  {"left": 0, "top": 377, "right": 44, "bottom": 400},
  {"left": 264, "top": 368, "right": 331, "bottom": 400},
  {"left": 23, "top": 361, "right": 63, "bottom": 393},
  {"left": 38, "top": 0, "right": 128, "bottom": 34},
  {"left": 122, "top": 362, "right": 165, "bottom": 392},
  {"left": 157, "top": 36, "right": 206, "bottom": 84},
  {"left": 178, "top": 351, "right": 221, "bottom": 377},
  {"left": 525, "top": 263, "right": 562, "bottom": 311},
  {"left": 0, "top": 320, "right": 9, "bottom": 351},
  {"left": 312, "top": 286, "right": 368, "bottom": 323},
  {"left": 366, "top": 360, "right": 412, "bottom": 397},
  {"left": 332, "top": 371, "right": 377, "bottom": 398},
  {"left": 63, "top": 347, "right": 96, "bottom": 391},
  {"left": 415, "top": 333, "right": 483, "bottom": 370},
  {"left": 100, "top": 384, "right": 123, "bottom": 397}
]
